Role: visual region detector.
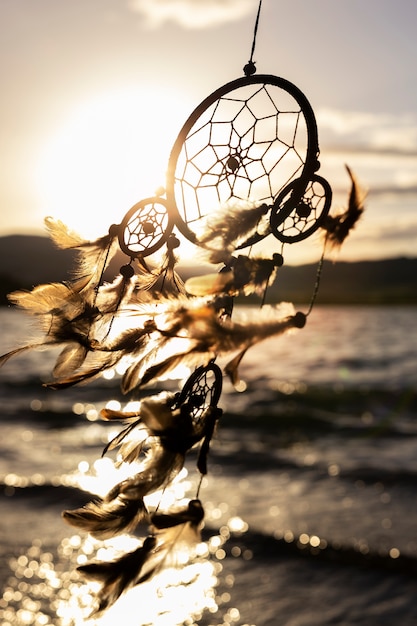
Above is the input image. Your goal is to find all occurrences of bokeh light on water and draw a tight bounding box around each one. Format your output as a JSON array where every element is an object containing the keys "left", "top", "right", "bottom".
[
  {"left": 0, "top": 522, "right": 250, "bottom": 626},
  {"left": 1, "top": 533, "right": 215, "bottom": 625},
  {"left": 0, "top": 458, "right": 253, "bottom": 626}
]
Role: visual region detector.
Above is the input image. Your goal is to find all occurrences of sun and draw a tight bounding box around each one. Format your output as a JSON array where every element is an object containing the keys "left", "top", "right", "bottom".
[{"left": 36, "top": 85, "right": 191, "bottom": 240}]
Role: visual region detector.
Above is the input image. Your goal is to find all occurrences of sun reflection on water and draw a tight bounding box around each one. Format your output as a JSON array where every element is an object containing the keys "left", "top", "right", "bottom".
[
  {"left": 0, "top": 396, "right": 255, "bottom": 626},
  {"left": 1, "top": 458, "right": 253, "bottom": 626},
  {"left": 0, "top": 521, "right": 246, "bottom": 626},
  {"left": 1, "top": 535, "right": 217, "bottom": 625}
]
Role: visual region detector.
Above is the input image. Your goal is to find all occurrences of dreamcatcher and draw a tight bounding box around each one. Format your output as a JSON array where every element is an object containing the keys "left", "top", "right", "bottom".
[{"left": 0, "top": 0, "right": 364, "bottom": 617}]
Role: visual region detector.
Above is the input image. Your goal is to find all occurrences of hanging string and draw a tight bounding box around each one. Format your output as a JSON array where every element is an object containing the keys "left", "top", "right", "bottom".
[
  {"left": 244, "top": 0, "right": 263, "bottom": 76},
  {"left": 306, "top": 249, "right": 325, "bottom": 317}
]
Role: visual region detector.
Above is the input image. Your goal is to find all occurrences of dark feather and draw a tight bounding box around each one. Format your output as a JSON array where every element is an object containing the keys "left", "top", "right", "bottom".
[
  {"left": 101, "top": 420, "right": 145, "bottom": 462},
  {"left": 151, "top": 499, "right": 204, "bottom": 530},
  {"left": 79, "top": 500, "right": 205, "bottom": 614},
  {"left": 323, "top": 165, "right": 365, "bottom": 249},
  {"left": 224, "top": 346, "right": 249, "bottom": 389},
  {"left": 134, "top": 352, "right": 197, "bottom": 389},
  {"left": 140, "top": 499, "right": 205, "bottom": 580},
  {"left": 105, "top": 444, "right": 185, "bottom": 502},
  {"left": 196, "top": 407, "right": 222, "bottom": 476},
  {"left": 63, "top": 496, "right": 147, "bottom": 539},
  {"left": 77, "top": 536, "right": 156, "bottom": 614},
  {"left": 45, "top": 319, "right": 157, "bottom": 389}
]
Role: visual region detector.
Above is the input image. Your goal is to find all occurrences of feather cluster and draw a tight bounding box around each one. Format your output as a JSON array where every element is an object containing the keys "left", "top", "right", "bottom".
[
  {"left": 64, "top": 381, "right": 213, "bottom": 613},
  {"left": 63, "top": 390, "right": 219, "bottom": 540},
  {"left": 0, "top": 169, "right": 363, "bottom": 616},
  {"left": 77, "top": 499, "right": 204, "bottom": 614}
]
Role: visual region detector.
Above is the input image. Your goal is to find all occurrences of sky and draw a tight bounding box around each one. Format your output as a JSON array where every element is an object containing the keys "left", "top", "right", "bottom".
[{"left": 0, "top": 0, "right": 416, "bottom": 265}]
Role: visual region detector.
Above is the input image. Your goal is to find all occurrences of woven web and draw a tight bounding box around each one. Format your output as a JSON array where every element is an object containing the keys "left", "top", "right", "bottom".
[
  {"left": 120, "top": 199, "right": 170, "bottom": 256},
  {"left": 179, "top": 364, "right": 222, "bottom": 426},
  {"left": 273, "top": 176, "right": 332, "bottom": 242},
  {"left": 172, "top": 82, "right": 310, "bottom": 237}
]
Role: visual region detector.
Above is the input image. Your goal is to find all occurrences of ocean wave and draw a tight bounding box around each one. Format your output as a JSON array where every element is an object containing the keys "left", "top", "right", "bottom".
[
  {"left": 2, "top": 479, "right": 415, "bottom": 578},
  {"left": 210, "top": 525, "right": 417, "bottom": 577},
  {"left": 0, "top": 481, "right": 90, "bottom": 508}
]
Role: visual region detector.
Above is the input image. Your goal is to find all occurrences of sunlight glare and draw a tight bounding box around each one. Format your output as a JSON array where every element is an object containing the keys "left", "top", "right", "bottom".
[{"left": 36, "top": 86, "right": 190, "bottom": 240}]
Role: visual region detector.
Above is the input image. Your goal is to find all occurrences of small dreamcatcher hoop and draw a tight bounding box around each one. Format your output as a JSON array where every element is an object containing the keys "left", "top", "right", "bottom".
[
  {"left": 270, "top": 174, "right": 332, "bottom": 243},
  {"left": 176, "top": 362, "right": 223, "bottom": 426},
  {"left": 118, "top": 196, "right": 173, "bottom": 258},
  {"left": 175, "top": 362, "right": 223, "bottom": 480},
  {"left": 166, "top": 74, "right": 320, "bottom": 246}
]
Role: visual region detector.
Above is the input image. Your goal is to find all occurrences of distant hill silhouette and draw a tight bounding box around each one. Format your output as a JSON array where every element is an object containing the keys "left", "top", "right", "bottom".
[
  {"left": 0, "top": 234, "right": 416, "bottom": 305},
  {"left": 266, "top": 257, "right": 417, "bottom": 305}
]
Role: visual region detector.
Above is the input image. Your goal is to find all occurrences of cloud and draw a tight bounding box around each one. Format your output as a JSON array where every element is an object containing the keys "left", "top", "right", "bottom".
[
  {"left": 313, "top": 108, "right": 417, "bottom": 200},
  {"left": 317, "top": 108, "right": 417, "bottom": 155},
  {"left": 128, "top": 0, "right": 254, "bottom": 29}
]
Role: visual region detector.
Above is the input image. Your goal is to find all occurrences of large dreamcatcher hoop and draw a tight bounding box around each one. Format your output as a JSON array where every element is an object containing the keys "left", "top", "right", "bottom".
[{"left": 166, "top": 74, "right": 321, "bottom": 247}]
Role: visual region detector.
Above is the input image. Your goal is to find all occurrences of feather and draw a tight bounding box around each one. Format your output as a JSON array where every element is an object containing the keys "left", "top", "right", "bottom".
[
  {"left": 150, "top": 499, "right": 204, "bottom": 530},
  {"left": 99, "top": 322, "right": 156, "bottom": 352},
  {"left": 63, "top": 496, "right": 147, "bottom": 540},
  {"left": 139, "top": 392, "right": 178, "bottom": 431},
  {"left": 159, "top": 234, "right": 186, "bottom": 295},
  {"left": 101, "top": 392, "right": 177, "bottom": 463},
  {"left": 8, "top": 281, "right": 83, "bottom": 317},
  {"left": 45, "top": 358, "right": 118, "bottom": 389},
  {"left": 101, "top": 420, "right": 145, "bottom": 462},
  {"left": 135, "top": 303, "right": 304, "bottom": 388},
  {"left": 45, "top": 217, "right": 120, "bottom": 284},
  {"left": 77, "top": 536, "right": 157, "bottom": 614},
  {"left": 185, "top": 270, "right": 234, "bottom": 297},
  {"left": 76, "top": 499, "right": 205, "bottom": 614},
  {"left": 52, "top": 344, "right": 89, "bottom": 378},
  {"left": 185, "top": 254, "right": 283, "bottom": 298},
  {"left": 44, "top": 216, "right": 86, "bottom": 248},
  {"left": 196, "top": 407, "right": 222, "bottom": 476},
  {"left": 105, "top": 443, "right": 185, "bottom": 502},
  {"left": 224, "top": 346, "right": 249, "bottom": 389},
  {"left": 0, "top": 286, "right": 103, "bottom": 376},
  {"left": 133, "top": 352, "right": 199, "bottom": 390},
  {"left": 142, "top": 499, "right": 205, "bottom": 576},
  {"left": 101, "top": 407, "right": 142, "bottom": 421},
  {"left": 323, "top": 165, "right": 365, "bottom": 249},
  {"left": 0, "top": 343, "right": 46, "bottom": 368},
  {"left": 119, "top": 332, "right": 178, "bottom": 394},
  {"left": 137, "top": 234, "right": 186, "bottom": 296},
  {"left": 4, "top": 278, "right": 108, "bottom": 377},
  {"left": 63, "top": 431, "right": 189, "bottom": 537},
  {"left": 45, "top": 319, "right": 157, "bottom": 389},
  {"left": 199, "top": 201, "right": 270, "bottom": 254}
]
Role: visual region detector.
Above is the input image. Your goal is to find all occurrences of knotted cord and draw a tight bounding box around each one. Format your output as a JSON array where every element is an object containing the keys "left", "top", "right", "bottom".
[{"left": 244, "top": 0, "right": 263, "bottom": 76}]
